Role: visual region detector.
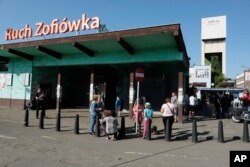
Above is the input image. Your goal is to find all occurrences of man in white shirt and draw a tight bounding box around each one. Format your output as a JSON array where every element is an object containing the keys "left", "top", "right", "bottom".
[{"left": 189, "top": 94, "right": 196, "bottom": 119}]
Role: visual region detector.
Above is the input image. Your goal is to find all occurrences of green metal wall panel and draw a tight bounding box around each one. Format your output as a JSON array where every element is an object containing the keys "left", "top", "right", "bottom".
[{"left": 0, "top": 59, "right": 32, "bottom": 100}]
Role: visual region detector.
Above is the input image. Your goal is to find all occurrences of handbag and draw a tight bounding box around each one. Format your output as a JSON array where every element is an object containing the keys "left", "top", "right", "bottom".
[{"left": 166, "top": 103, "right": 175, "bottom": 115}]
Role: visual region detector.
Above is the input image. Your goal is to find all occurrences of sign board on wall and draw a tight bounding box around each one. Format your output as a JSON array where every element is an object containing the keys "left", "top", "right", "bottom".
[
  {"left": 5, "top": 14, "right": 100, "bottom": 41},
  {"left": 189, "top": 65, "right": 211, "bottom": 88},
  {"left": 201, "top": 15, "right": 226, "bottom": 40},
  {"left": 0, "top": 73, "right": 12, "bottom": 89}
]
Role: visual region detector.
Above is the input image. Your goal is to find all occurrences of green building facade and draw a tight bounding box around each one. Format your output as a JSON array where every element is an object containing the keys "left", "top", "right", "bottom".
[{"left": 0, "top": 24, "right": 189, "bottom": 118}]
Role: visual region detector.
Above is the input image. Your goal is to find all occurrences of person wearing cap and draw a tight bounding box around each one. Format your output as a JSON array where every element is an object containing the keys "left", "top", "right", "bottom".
[{"left": 142, "top": 102, "right": 153, "bottom": 139}]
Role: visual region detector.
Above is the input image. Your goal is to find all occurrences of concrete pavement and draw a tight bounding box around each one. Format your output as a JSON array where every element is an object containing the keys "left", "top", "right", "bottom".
[{"left": 0, "top": 108, "right": 249, "bottom": 167}]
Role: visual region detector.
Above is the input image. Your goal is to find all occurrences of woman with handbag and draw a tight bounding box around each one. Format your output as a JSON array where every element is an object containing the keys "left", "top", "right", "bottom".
[{"left": 161, "top": 97, "right": 175, "bottom": 139}]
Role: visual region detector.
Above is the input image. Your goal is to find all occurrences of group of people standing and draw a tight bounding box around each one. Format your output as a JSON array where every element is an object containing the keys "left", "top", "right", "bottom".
[
  {"left": 88, "top": 91, "right": 186, "bottom": 140},
  {"left": 132, "top": 92, "right": 179, "bottom": 139},
  {"left": 89, "top": 95, "right": 118, "bottom": 141}
]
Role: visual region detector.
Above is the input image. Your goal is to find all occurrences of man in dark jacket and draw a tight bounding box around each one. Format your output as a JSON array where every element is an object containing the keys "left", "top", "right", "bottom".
[{"left": 35, "top": 88, "right": 46, "bottom": 119}]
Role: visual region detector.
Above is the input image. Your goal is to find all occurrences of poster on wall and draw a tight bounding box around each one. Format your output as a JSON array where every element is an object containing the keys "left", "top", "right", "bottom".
[
  {"left": 6, "top": 74, "right": 13, "bottom": 86},
  {"left": 0, "top": 73, "right": 7, "bottom": 89},
  {"left": 0, "top": 73, "right": 12, "bottom": 89},
  {"left": 23, "top": 73, "right": 30, "bottom": 86}
]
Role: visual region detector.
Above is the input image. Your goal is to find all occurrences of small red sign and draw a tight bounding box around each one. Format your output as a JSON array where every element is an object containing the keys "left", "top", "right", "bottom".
[{"left": 135, "top": 67, "right": 144, "bottom": 82}]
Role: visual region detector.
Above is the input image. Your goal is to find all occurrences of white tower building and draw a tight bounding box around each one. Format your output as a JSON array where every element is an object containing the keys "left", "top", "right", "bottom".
[{"left": 201, "top": 16, "right": 227, "bottom": 76}]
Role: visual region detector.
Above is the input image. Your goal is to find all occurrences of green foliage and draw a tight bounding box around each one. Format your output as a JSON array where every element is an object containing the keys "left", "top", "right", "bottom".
[
  {"left": 212, "top": 71, "right": 225, "bottom": 87},
  {"left": 207, "top": 55, "right": 225, "bottom": 87},
  {"left": 98, "top": 24, "right": 109, "bottom": 33}
]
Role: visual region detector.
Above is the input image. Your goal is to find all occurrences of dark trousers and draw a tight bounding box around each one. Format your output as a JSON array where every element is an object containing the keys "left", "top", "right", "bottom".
[
  {"left": 183, "top": 105, "right": 189, "bottom": 116},
  {"left": 36, "top": 100, "right": 45, "bottom": 118},
  {"left": 215, "top": 106, "right": 221, "bottom": 119},
  {"left": 162, "top": 116, "right": 174, "bottom": 137}
]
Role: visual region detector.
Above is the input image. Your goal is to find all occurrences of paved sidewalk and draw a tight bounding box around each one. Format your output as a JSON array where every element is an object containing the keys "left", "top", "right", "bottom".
[
  {"left": 1, "top": 108, "right": 247, "bottom": 141},
  {"left": 0, "top": 108, "right": 249, "bottom": 167}
]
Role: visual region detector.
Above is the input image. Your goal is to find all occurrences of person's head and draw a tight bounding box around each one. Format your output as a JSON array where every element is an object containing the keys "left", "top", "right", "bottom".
[
  {"left": 102, "top": 110, "right": 111, "bottom": 117},
  {"left": 141, "top": 96, "right": 146, "bottom": 102},
  {"left": 172, "top": 92, "right": 176, "bottom": 96},
  {"left": 117, "top": 96, "right": 120, "bottom": 100},
  {"left": 92, "top": 95, "right": 98, "bottom": 101},
  {"left": 244, "top": 89, "right": 249, "bottom": 94},
  {"left": 165, "top": 97, "right": 171, "bottom": 103},
  {"left": 145, "top": 102, "right": 151, "bottom": 109}
]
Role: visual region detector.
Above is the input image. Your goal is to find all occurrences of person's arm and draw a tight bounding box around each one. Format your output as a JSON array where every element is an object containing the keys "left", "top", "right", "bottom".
[
  {"left": 143, "top": 110, "right": 146, "bottom": 118},
  {"left": 100, "top": 117, "right": 106, "bottom": 124},
  {"left": 38, "top": 93, "right": 45, "bottom": 99},
  {"left": 150, "top": 109, "right": 153, "bottom": 118},
  {"left": 160, "top": 105, "right": 164, "bottom": 113},
  {"left": 139, "top": 105, "right": 144, "bottom": 112},
  {"left": 217, "top": 98, "right": 221, "bottom": 106},
  {"left": 133, "top": 104, "right": 137, "bottom": 112},
  {"left": 95, "top": 103, "right": 102, "bottom": 111},
  {"left": 172, "top": 105, "right": 176, "bottom": 114},
  {"left": 36, "top": 93, "right": 42, "bottom": 100}
]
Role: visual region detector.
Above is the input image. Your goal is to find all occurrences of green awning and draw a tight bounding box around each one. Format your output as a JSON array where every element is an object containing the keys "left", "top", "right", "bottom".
[{"left": 0, "top": 24, "right": 189, "bottom": 71}]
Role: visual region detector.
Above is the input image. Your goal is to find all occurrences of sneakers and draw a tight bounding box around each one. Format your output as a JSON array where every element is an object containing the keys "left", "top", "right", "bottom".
[{"left": 89, "top": 132, "right": 95, "bottom": 135}]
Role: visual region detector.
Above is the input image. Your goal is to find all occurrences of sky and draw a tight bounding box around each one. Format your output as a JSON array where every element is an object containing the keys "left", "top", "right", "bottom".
[{"left": 0, "top": 0, "right": 249, "bottom": 78}]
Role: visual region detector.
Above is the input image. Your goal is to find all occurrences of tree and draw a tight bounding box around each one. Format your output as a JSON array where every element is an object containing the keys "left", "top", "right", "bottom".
[
  {"left": 212, "top": 70, "right": 225, "bottom": 87},
  {"left": 211, "top": 56, "right": 225, "bottom": 87},
  {"left": 98, "top": 24, "right": 109, "bottom": 33},
  {"left": 207, "top": 55, "right": 225, "bottom": 87}
]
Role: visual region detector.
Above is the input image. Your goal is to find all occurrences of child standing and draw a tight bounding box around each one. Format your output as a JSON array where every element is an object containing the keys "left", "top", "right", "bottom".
[
  {"left": 100, "top": 110, "right": 119, "bottom": 141},
  {"left": 143, "top": 102, "right": 153, "bottom": 139}
]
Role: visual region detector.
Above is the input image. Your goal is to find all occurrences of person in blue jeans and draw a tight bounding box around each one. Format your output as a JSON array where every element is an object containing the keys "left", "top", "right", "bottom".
[
  {"left": 115, "top": 97, "right": 121, "bottom": 116},
  {"left": 89, "top": 95, "right": 101, "bottom": 135}
]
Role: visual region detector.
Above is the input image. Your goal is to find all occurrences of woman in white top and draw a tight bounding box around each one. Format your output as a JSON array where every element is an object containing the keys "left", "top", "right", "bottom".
[{"left": 160, "top": 97, "right": 175, "bottom": 139}]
